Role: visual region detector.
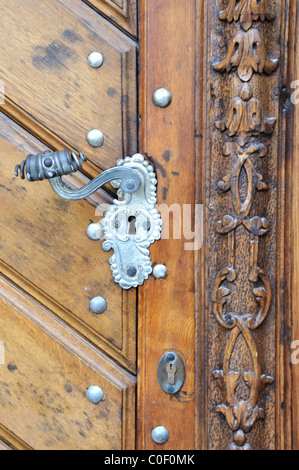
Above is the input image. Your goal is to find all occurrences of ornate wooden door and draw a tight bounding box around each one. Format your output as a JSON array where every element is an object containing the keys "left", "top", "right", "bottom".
[
  {"left": 137, "top": 0, "right": 299, "bottom": 451},
  {"left": 0, "top": 0, "right": 298, "bottom": 451}
]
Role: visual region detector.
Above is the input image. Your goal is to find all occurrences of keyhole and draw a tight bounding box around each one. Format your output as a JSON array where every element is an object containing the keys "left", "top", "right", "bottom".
[
  {"left": 166, "top": 361, "right": 177, "bottom": 385},
  {"left": 128, "top": 216, "right": 137, "bottom": 235},
  {"left": 143, "top": 219, "right": 151, "bottom": 232}
]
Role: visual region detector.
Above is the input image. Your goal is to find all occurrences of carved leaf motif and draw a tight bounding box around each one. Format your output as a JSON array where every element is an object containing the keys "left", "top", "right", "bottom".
[
  {"left": 213, "top": 267, "right": 237, "bottom": 329},
  {"left": 213, "top": 369, "right": 241, "bottom": 406},
  {"left": 215, "top": 84, "right": 277, "bottom": 141},
  {"left": 216, "top": 215, "right": 269, "bottom": 236},
  {"left": 228, "top": 441, "right": 252, "bottom": 451},
  {"left": 219, "top": 0, "right": 275, "bottom": 31},
  {"left": 216, "top": 215, "right": 240, "bottom": 234},
  {"left": 216, "top": 142, "right": 269, "bottom": 238},
  {"left": 212, "top": 318, "right": 274, "bottom": 449},
  {"left": 242, "top": 216, "right": 269, "bottom": 236},
  {"left": 214, "top": 29, "right": 279, "bottom": 81},
  {"left": 216, "top": 400, "right": 266, "bottom": 433}
]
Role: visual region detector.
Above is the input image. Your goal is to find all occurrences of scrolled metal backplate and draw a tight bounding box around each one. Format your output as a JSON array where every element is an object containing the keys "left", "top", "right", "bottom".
[{"left": 102, "top": 154, "right": 162, "bottom": 289}]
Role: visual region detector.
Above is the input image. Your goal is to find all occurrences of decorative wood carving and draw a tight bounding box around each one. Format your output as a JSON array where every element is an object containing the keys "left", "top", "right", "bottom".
[
  {"left": 214, "top": 29, "right": 279, "bottom": 81},
  {"left": 216, "top": 142, "right": 269, "bottom": 232},
  {"left": 212, "top": 135, "right": 273, "bottom": 450},
  {"left": 204, "top": 0, "right": 286, "bottom": 450},
  {"left": 219, "top": 0, "right": 275, "bottom": 31},
  {"left": 215, "top": 84, "right": 276, "bottom": 140}
]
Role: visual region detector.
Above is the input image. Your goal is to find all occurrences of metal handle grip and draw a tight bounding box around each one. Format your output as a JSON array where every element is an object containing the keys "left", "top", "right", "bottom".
[{"left": 15, "top": 149, "right": 141, "bottom": 199}]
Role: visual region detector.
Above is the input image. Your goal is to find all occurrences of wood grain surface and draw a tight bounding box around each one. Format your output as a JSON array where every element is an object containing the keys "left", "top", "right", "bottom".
[
  {"left": 0, "top": 0, "right": 297, "bottom": 451},
  {"left": 0, "top": 0, "right": 137, "bottom": 177},
  {"left": 0, "top": 113, "right": 137, "bottom": 373},
  {"left": 0, "top": 276, "right": 136, "bottom": 450},
  {"left": 138, "top": 0, "right": 197, "bottom": 450},
  {"left": 84, "top": 0, "right": 137, "bottom": 37}
]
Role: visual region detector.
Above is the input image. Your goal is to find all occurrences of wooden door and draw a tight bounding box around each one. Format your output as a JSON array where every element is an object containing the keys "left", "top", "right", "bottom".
[
  {"left": 137, "top": 0, "right": 299, "bottom": 451},
  {"left": 0, "top": 0, "right": 137, "bottom": 450},
  {"left": 0, "top": 0, "right": 298, "bottom": 451}
]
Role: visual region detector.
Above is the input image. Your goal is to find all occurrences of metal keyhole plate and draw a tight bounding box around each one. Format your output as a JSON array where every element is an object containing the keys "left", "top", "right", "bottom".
[{"left": 157, "top": 352, "right": 185, "bottom": 395}]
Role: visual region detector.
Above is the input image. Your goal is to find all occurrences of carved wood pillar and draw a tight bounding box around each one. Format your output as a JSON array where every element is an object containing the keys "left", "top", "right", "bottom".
[{"left": 202, "top": 0, "right": 291, "bottom": 450}]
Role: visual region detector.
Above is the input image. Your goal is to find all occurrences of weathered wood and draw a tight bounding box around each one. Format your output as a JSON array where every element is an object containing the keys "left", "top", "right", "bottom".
[
  {"left": 0, "top": 0, "right": 137, "bottom": 176},
  {"left": 138, "top": 0, "right": 197, "bottom": 450},
  {"left": 0, "top": 425, "right": 31, "bottom": 451},
  {"left": 0, "top": 113, "right": 137, "bottom": 373},
  {"left": 0, "top": 276, "right": 136, "bottom": 450},
  {"left": 0, "top": 0, "right": 297, "bottom": 451}
]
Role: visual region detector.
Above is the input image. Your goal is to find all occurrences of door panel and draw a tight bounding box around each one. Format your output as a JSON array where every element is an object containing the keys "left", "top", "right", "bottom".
[
  {"left": 0, "top": 0, "right": 297, "bottom": 451},
  {"left": 0, "top": 0, "right": 137, "bottom": 175},
  {"left": 0, "top": 276, "right": 135, "bottom": 450},
  {"left": 137, "top": 0, "right": 297, "bottom": 451},
  {"left": 0, "top": 0, "right": 138, "bottom": 449},
  {"left": 0, "top": 113, "right": 137, "bottom": 372},
  {"left": 85, "top": 0, "right": 137, "bottom": 37}
]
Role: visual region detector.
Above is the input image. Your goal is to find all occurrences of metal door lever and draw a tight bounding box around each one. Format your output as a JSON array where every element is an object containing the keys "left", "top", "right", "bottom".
[
  {"left": 15, "top": 149, "right": 141, "bottom": 198},
  {"left": 15, "top": 149, "right": 162, "bottom": 289}
]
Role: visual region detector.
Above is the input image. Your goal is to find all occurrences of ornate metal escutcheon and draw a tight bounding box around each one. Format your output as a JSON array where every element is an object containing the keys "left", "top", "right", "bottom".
[{"left": 15, "top": 150, "right": 162, "bottom": 289}]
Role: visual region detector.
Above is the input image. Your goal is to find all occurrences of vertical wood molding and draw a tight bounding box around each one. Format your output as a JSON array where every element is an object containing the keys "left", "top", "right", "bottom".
[{"left": 203, "top": 0, "right": 290, "bottom": 450}]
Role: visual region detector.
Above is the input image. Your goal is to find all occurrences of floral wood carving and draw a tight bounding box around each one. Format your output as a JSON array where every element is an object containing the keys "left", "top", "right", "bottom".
[
  {"left": 215, "top": 84, "right": 276, "bottom": 144},
  {"left": 213, "top": 29, "right": 279, "bottom": 81},
  {"left": 212, "top": 247, "right": 273, "bottom": 450},
  {"left": 219, "top": 0, "right": 275, "bottom": 31},
  {"left": 212, "top": 157, "right": 273, "bottom": 450},
  {"left": 210, "top": 0, "right": 280, "bottom": 451},
  {"left": 216, "top": 141, "right": 268, "bottom": 225}
]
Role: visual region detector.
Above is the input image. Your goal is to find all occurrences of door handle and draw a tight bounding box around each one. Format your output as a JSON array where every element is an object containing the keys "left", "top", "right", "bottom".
[{"left": 15, "top": 149, "right": 162, "bottom": 289}]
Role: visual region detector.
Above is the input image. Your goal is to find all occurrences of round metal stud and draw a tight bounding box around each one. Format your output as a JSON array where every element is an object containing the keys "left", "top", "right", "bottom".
[
  {"left": 44, "top": 158, "right": 53, "bottom": 168},
  {"left": 88, "top": 52, "right": 104, "bottom": 69},
  {"left": 125, "top": 179, "right": 137, "bottom": 192},
  {"left": 90, "top": 296, "right": 107, "bottom": 315},
  {"left": 86, "top": 129, "right": 104, "bottom": 148},
  {"left": 151, "top": 426, "right": 169, "bottom": 445},
  {"left": 153, "top": 264, "right": 167, "bottom": 279},
  {"left": 165, "top": 352, "right": 176, "bottom": 362},
  {"left": 152, "top": 88, "right": 172, "bottom": 108},
  {"left": 86, "top": 386, "right": 103, "bottom": 404},
  {"left": 127, "top": 266, "right": 137, "bottom": 278},
  {"left": 87, "top": 223, "right": 103, "bottom": 241}
]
